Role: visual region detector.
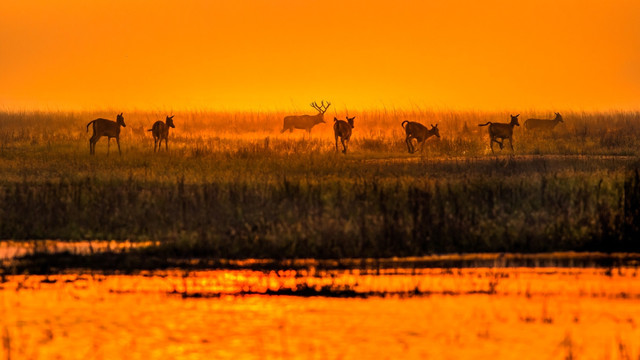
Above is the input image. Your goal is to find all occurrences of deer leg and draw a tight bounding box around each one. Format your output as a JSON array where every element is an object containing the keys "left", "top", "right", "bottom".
[
  {"left": 116, "top": 137, "right": 121, "bottom": 155},
  {"left": 509, "top": 137, "right": 514, "bottom": 151},
  {"left": 490, "top": 139, "right": 495, "bottom": 154},
  {"left": 342, "top": 138, "right": 347, "bottom": 154},
  {"left": 335, "top": 135, "right": 339, "bottom": 152},
  {"left": 154, "top": 137, "right": 158, "bottom": 152},
  {"left": 406, "top": 136, "right": 413, "bottom": 153},
  {"left": 165, "top": 138, "right": 168, "bottom": 151}
]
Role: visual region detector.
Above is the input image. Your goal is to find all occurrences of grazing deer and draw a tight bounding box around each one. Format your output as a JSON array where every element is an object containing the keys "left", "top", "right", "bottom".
[
  {"left": 478, "top": 114, "right": 520, "bottom": 153},
  {"left": 334, "top": 116, "right": 355, "bottom": 154},
  {"left": 86, "top": 113, "right": 126, "bottom": 155},
  {"left": 281, "top": 101, "right": 331, "bottom": 135},
  {"left": 524, "top": 112, "right": 564, "bottom": 131},
  {"left": 148, "top": 115, "right": 175, "bottom": 152},
  {"left": 401, "top": 121, "right": 440, "bottom": 154},
  {"left": 131, "top": 124, "right": 146, "bottom": 137}
]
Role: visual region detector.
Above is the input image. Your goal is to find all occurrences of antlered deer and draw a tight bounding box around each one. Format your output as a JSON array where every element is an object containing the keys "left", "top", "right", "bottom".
[
  {"left": 401, "top": 121, "right": 440, "bottom": 154},
  {"left": 524, "top": 112, "right": 563, "bottom": 131},
  {"left": 281, "top": 101, "right": 331, "bottom": 135},
  {"left": 148, "top": 115, "right": 175, "bottom": 152},
  {"left": 334, "top": 116, "right": 355, "bottom": 154},
  {"left": 86, "top": 113, "right": 126, "bottom": 155},
  {"left": 478, "top": 114, "right": 520, "bottom": 153}
]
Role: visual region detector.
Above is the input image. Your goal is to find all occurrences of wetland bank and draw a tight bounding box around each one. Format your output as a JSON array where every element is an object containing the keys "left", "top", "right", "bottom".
[{"left": 1, "top": 110, "right": 640, "bottom": 359}]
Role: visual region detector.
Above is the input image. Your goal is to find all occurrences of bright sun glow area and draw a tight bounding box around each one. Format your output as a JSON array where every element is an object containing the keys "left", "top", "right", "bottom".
[{"left": 1, "top": 0, "right": 639, "bottom": 112}]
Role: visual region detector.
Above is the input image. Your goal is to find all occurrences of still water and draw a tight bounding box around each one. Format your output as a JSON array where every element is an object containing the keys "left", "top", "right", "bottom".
[{"left": 1, "top": 267, "right": 639, "bottom": 359}]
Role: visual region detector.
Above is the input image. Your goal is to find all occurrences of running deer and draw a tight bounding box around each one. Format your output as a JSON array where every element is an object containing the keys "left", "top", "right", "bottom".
[
  {"left": 86, "top": 113, "right": 126, "bottom": 155},
  {"left": 401, "top": 121, "right": 440, "bottom": 154},
  {"left": 148, "top": 115, "right": 175, "bottom": 152},
  {"left": 524, "top": 112, "right": 563, "bottom": 131},
  {"left": 281, "top": 101, "right": 331, "bottom": 135},
  {"left": 478, "top": 114, "right": 520, "bottom": 153},
  {"left": 334, "top": 116, "right": 355, "bottom": 154}
]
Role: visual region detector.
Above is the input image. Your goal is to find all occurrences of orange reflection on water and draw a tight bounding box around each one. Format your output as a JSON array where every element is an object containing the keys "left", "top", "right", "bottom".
[{"left": 1, "top": 267, "right": 639, "bottom": 359}]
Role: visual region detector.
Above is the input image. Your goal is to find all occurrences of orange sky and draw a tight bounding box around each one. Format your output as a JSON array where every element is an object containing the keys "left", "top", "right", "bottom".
[{"left": 1, "top": 0, "right": 639, "bottom": 111}]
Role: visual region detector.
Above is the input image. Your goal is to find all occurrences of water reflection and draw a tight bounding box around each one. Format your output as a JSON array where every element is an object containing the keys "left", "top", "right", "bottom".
[{"left": 1, "top": 267, "right": 639, "bottom": 359}]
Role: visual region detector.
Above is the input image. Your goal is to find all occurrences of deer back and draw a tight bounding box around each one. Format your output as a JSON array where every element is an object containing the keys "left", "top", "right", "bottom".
[
  {"left": 334, "top": 120, "right": 352, "bottom": 139},
  {"left": 489, "top": 123, "right": 515, "bottom": 137},
  {"left": 91, "top": 118, "right": 123, "bottom": 138},
  {"left": 284, "top": 113, "right": 325, "bottom": 130},
  {"left": 151, "top": 121, "right": 169, "bottom": 139},
  {"left": 405, "top": 121, "right": 429, "bottom": 140}
]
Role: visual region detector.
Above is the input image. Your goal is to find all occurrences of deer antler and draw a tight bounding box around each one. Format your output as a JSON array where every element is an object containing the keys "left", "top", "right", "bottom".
[
  {"left": 317, "top": 100, "right": 331, "bottom": 114},
  {"left": 310, "top": 102, "right": 322, "bottom": 112}
]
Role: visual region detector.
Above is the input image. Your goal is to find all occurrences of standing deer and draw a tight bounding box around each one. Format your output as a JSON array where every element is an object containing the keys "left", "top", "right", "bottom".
[
  {"left": 281, "top": 101, "right": 331, "bottom": 135},
  {"left": 524, "top": 112, "right": 563, "bottom": 131},
  {"left": 478, "top": 114, "right": 520, "bottom": 153},
  {"left": 148, "top": 115, "right": 175, "bottom": 152},
  {"left": 86, "top": 113, "right": 126, "bottom": 155},
  {"left": 401, "top": 121, "right": 440, "bottom": 154},
  {"left": 334, "top": 116, "right": 355, "bottom": 154}
]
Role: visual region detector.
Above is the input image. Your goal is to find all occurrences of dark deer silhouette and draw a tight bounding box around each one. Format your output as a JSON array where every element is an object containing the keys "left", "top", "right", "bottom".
[
  {"left": 524, "top": 113, "right": 563, "bottom": 131},
  {"left": 401, "top": 121, "right": 440, "bottom": 154},
  {"left": 148, "top": 115, "right": 175, "bottom": 152},
  {"left": 281, "top": 101, "right": 331, "bottom": 135},
  {"left": 334, "top": 116, "right": 355, "bottom": 154},
  {"left": 478, "top": 114, "right": 520, "bottom": 153},
  {"left": 86, "top": 113, "right": 126, "bottom": 155}
]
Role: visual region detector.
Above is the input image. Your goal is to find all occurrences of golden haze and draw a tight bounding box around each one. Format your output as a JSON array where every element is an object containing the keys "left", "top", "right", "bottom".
[{"left": 1, "top": 0, "right": 639, "bottom": 111}]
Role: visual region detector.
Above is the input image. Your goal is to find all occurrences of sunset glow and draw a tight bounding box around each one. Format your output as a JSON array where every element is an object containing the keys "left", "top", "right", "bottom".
[{"left": 2, "top": 0, "right": 639, "bottom": 111}]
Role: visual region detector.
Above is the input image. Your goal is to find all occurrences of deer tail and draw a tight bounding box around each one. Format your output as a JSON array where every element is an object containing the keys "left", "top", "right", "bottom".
[
  {"left": 147, "top": 129, "right": 153, "bottom": 132},
  {"left": 401, "top": 120, "right": 409, "bottom": 129},
  {"left": 86, "top": 120, "right": 95, "bottom": 132},
  {"left": 478, "top": 122, "right": 491, "bottom": 127}
]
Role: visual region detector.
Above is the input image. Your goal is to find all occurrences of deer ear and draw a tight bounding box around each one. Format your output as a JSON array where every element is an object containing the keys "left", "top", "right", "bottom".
[{"left": 516, "top": 114, "right": 520, "bottom": 117}]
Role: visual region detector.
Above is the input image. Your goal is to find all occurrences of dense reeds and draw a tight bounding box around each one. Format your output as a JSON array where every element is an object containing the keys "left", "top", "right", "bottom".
[{"left": 1, "top": 109, "right": 639, "bottom": 260}]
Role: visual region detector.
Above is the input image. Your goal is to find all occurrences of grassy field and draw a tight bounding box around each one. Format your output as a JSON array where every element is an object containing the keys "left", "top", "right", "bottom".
[{"left": 1, "top": 109, "right": 640, "bottom": 267}]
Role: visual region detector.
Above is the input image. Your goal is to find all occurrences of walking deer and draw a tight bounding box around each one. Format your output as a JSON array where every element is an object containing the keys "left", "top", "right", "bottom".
[
  {"left": 148, "top": 115, "right": 175, "bottom": 152},
  {"left": 281, "top": 101, "right": 331, "bottom": 135},
  {"left": 86, "top": 113, "right": 126, "bottom": 155},
  {"left": 478, "top": 114, "right": 520, "bottom": 153},
  {"left": 401, "top": 121, "right": 440, "bottom": 154},
  {"left": 334, "top": 116, "right": 355, "bottom": 154},
  {"left": 524, "top": 112, "right": 563, "bottom": 131}
]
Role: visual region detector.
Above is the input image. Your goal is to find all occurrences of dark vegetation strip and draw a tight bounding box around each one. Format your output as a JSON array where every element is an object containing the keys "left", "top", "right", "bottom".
[{"left": 2, "top": 171, "right": 640, "bottom": 252}]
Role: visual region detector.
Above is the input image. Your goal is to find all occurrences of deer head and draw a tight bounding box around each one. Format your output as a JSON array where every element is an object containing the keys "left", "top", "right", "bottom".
[
  {"left": 117, "top": 112, "right": 126, "bottom": 127},
  {"left": 430, "top": 123, "right": 440, "bottom": 137},
  {"left": 510, "top": 114, "right": 520, "bottom": 126},
  {"left": 166, "top": 115, "right": 175, "bottom": 128},
  {"left": 310, "top": 100, "right": 331, "bottom": 114},
  {"left": 347, "top": 116, "right": 355, "bottom": 128}
]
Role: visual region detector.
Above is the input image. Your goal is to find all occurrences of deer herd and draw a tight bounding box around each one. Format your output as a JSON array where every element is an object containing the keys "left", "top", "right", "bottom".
[{"left": 86, "top": 102, "right": 564, "bottom": 156}]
